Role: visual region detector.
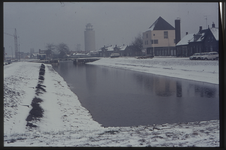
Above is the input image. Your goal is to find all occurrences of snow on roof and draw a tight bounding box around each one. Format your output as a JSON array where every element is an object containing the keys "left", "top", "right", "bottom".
[
  {"left": 148, "top": 19, "right": 158, "bottom": 31},
  {"left": 76, "top": 53, "right": 86, "bottom": 55},
  {"left": 176, "top": 34, "right": 194, "bottom": 46},
  {"left": 31, "top": 53, "right": 38, "bottom": 56},
  {"left": 106, "top": 45, "right": 114, "bottom": 51},
  {"left": 210, "top": 27, "right": 219, "bottom": 41},
  {"left": 119, "top": 45, "right": 127, "bottom": 51},
  {"left": 196, "top": 32, "right": 205, "bottom": 42}
]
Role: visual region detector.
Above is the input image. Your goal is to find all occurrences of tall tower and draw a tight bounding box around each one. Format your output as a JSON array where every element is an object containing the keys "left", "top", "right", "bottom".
[
  {"left": 84, "top": 23, "right": 96, "bottom": 51},
  {"left": 175, "top": 18, "right": 181, "bottom": 45}
]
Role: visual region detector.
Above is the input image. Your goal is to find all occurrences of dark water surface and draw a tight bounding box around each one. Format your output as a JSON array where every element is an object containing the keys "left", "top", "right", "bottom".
[{"left": 53, "top": 61, "right": 219, "bottom": 127}]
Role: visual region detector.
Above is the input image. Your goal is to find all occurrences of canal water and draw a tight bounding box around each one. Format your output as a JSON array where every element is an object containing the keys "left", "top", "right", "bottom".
[{"left": 53, "top": 61, "right": 219, "bottom": 127}]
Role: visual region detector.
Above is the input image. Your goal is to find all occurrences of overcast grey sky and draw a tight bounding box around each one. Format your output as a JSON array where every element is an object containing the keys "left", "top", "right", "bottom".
[{"left": 4, "top": 2, "right": 219, "bottom": 55}]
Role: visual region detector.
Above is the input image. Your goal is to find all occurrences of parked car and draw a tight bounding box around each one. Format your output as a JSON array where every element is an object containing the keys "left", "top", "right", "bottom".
[
  {"left": 189, "top": 53, "right": 203, "bottom": 60},
  {"left": 4, "top": 61, "right": 8, "bottom": 65},
  {"left": 7, "top": 59, "right": 12, "bottom": 64},
  {"left": 110, "top": 53, "right": 120, "bottom": 58},
  {"left": 199, "top": 52, "right": 208, "bottom": 60},
  {"left": 201, "top": 52, "right": 219, "bottom": 60}
]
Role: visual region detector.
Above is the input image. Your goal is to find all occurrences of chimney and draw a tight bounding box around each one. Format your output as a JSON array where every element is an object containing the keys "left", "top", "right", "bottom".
[
  {"left": 199, "top": 26, "right": 202, "bottom": 32},
  {"left": 193, "top": 34, "right": 197, "bottom": 41},
  {"left": 175, "top": 18, "right": 181, "bottom": 44},
  {"left": 212, "top": 22, "right": 215, "bottom": 28},
  {"left": 186, "top": 32, "right": 188, "bottom": 35}
]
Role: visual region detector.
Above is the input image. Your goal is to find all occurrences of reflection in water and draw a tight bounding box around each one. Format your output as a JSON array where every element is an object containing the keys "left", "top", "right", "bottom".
[
  {"left": 85, "top": 65, "right": 97, "bottom": 93},
  {"left": 53, "top": 62, "right": 219, "bottom": 127},
  {"left": 59, "top": 61, "right": 69, "bottom": 75},
  {"left": 195, "top": 85, "right": 216, "bottom": 98},
  {"left": 176, "top": 81, "right": 182, "bottom": 97},
  {"left": 132, "top": 72, "right": 216, "bottom": 99},
  {"left": 133, "top": 74, "right": 176, "bottom": 97},
  {"left": 154, "top": 77, "right": 174, "bottom": 97}
]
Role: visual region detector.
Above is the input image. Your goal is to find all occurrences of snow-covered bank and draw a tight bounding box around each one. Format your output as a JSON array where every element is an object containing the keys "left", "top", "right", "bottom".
[
  {"left": 4, "top": 62, "right": 219, "bottom": 147},
  {"left": 88, "top": 57, "right": 219, "bottom": 84}
]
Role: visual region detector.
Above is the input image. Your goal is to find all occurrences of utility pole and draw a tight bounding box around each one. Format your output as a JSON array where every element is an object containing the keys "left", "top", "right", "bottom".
[
  {"left": 153, "top": 34, "right": 155, "bottom": 57},
  {"left": 4, "top": 28, "right": 19, "bottom": 60},
  {"left": 14, "top": 29, "right": 19, "bottom": 60}
]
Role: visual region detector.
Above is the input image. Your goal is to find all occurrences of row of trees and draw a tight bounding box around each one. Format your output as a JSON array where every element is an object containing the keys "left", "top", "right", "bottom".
[
  {"left": 46, "top": 33, "right": 143, "bottom": 58},
  {"left": 46, "top": 43, "right": 70, "bottom": 58}
]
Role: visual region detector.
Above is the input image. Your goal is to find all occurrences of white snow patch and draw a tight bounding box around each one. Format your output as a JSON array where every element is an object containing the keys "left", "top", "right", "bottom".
[
  {"left": 87, "top": 57, "right": 218, "bottom": 84},
  {"left": 4, "top": 61, "right": 219, "bottom": 147}
]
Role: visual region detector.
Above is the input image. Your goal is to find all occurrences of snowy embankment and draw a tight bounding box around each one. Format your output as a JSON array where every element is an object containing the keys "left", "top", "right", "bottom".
[
  {"left": 4, "top": 61, "right": 219, "bottom": 147},
  {"left": 88, "top": 57, "right": 219, "bottom": 84}
]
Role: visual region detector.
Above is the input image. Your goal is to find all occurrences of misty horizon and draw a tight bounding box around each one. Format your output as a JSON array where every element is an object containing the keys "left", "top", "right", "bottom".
[{"left": 4, "top": 2, "right": 218, "bottom": 54}]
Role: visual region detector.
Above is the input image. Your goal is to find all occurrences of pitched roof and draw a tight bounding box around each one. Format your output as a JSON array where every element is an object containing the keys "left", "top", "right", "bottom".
[
  {"left": 176, "top": 33, "right": 194, "bottom": 46},
  {"left": 148, "top": 16, "right": 175, "bottom": 31},
  {"left": 210, "top": 27, "right": 218, "bottom": 41},
  {"left": 119, "top": 45, "right": 127, "bottom": 51},
  {"left": 177, "top": 26, "right": 219, "bottom": 46},
  {"left": 190, "top": 27, "right": 218, "bottom": 43},
  {"left": 106, "top": 45, "right": 114, "bottom": 51}
]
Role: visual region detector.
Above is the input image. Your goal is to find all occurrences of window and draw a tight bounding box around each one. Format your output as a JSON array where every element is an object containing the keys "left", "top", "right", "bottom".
[
  {"left": 164, "top": 31, "right": 168, "bottom": 38},
  {"left": 154, "top": 40, "right": 158, "bottom": 44},
  {"left": 146, "top": 34, "right": 148, "bottom": 38},
  {"left": 151, "top": 39, "right": 158, "bottom": 44},
  {"left": 151, "top": 40, "right": 158, "bottom": 44}
]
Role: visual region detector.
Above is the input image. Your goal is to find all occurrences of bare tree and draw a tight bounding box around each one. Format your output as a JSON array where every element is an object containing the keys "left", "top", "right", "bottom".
[
  {"left": 129, "top": 33, "right": 143, "bottom": 56},
  {"left": 45, "top": 43, "right": 57, "bottom": 59},
  {"left": 56, "top": 43, "right": 70, "bottom": 58}
]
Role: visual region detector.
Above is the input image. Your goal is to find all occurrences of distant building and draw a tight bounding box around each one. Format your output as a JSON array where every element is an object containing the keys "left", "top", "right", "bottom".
[
  {"left": 143, "top": 16, "right": 179, "bottom": 56},
  {"left": 175, "top": 32, "right": 193, "bottom": 57},
  {"left": 176, "top": 22, "right": 218, "bottom": 57},
  {"left": 38, "top": 49, "right": 52, "bottom": 60},
  {"left": 84, "top": 23, "right": 96, "bottom": 51},
  {"left": 99, "top": 44, "right": 131, "bottom": 57},
  {"left": 99, "top": 44, "right": 145, "bottom": 57},
  {"left": 30, "top": 52, "right": 39, "bottom": 59}
]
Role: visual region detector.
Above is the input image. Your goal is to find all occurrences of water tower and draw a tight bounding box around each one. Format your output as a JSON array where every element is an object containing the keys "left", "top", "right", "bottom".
[{"left": 84, "top": 23, "right": 96, "bottom": 51}]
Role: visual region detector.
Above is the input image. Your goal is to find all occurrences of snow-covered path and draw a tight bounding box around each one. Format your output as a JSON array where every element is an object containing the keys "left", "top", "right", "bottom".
[
  {"left": 88, "top": 57, "right": 219, "bottom": 84},
  {"left": 4, "top": 61, "right": 219, "bottom": 147}
]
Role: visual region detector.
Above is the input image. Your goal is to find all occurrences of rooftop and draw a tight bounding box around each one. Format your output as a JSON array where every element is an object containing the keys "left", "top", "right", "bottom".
[
  {"left": 148, "top": 16, "right": 175, "bottom": 31},
  {"left": 176, "top": 33, "right": 194, "bottom": 46}
]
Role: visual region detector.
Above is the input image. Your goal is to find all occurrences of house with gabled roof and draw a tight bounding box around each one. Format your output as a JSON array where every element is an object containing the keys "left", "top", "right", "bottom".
[
  {"left": 176, "top": 33, "right": 194, "bottom": 57},
  {"left": 176, "top": 22, "right": 219, "bottom": 57},
  {"left": 143, "top": 16, "right": 179, "bottom": 56},
  {"left": 99, "top": 44, "right": 131, "bottom": 57}
]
